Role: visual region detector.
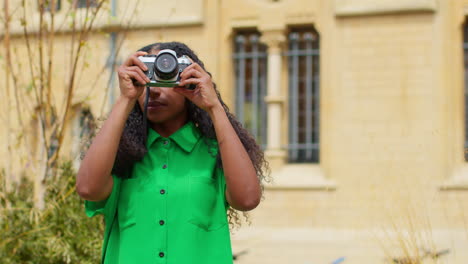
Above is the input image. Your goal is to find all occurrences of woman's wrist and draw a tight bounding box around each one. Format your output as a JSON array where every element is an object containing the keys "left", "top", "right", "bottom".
[
  {"left": 116, "top": 95, "right": 138, "bottom": 114},
  {"left": 207, "top": 102, "right": 224, "bottom": 120}
]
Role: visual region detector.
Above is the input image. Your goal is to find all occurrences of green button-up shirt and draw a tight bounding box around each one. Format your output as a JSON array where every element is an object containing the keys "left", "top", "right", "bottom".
[{"left": 85, "top": 122, "right": 232, "bottom": 264}]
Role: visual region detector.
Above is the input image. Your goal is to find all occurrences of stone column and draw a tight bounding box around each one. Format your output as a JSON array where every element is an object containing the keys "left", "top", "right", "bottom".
[{"left": 261, "top": 29, "right": 286, "bottom": 170}]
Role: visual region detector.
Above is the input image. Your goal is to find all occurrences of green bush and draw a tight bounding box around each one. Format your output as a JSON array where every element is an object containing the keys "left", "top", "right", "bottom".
[{"left": 0, "top": 162, "right": 104, "bottom": 264}]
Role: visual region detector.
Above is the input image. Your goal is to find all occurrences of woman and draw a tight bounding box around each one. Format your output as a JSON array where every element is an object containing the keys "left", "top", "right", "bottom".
[{"left": 76, "top": 42, "right": 269, "bottom": 264}]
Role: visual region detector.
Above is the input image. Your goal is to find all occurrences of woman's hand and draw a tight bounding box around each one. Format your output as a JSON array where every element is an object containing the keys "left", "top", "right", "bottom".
[
  {"left": 117, "top": 51, "right": 151, "bottom": 101},
  {"left": 174, "top": 62, "right": 221, "bottom": 113}
]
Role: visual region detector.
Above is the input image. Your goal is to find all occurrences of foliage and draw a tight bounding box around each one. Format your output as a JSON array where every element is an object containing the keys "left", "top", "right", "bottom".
[{"left": 0, "top": 162, "right": 104, "bottom": 264}]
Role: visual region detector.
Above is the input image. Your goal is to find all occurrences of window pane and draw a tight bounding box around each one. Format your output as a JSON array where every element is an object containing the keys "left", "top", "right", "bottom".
[
  {"left": 42, "top": 0, "right": 61, "bottom": 12},
  {"left": 233, "top": 31, "right": 268, "bottom": 147},
  {"left": 287, "top": 28, "right": 320, "bottom": 163},
  {"left": 78, "top": 108, "right": 96, "bottom": 159},
  {"left": 76, "top": 0, "right": 98, "bottom": 8}
]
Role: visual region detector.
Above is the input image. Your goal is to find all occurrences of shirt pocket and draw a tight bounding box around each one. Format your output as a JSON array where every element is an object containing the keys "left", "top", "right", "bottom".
[
  {"left": 118, "top": 178, "right": 138, "bottom": 231},
  {"left": 187, "top": 176, "right": 227, "bottom": 231}
]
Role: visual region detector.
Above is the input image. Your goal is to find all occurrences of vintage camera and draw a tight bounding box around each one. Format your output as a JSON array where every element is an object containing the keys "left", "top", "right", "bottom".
[{"left": 138, "top": 49, "right": 194, "bottom": 89}]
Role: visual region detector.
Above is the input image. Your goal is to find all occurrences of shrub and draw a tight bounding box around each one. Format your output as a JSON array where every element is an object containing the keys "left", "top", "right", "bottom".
[{"left": 0, "top": 161, "right": 103, "bottom": 264}]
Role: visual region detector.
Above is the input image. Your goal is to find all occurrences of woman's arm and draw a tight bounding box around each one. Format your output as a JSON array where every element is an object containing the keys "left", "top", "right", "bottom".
[
  {"left": 76, "top": 51, "right": 149, "bottom": 201},
  {"left": 76, "top": 96, "right": 134, "bottom": 201},
  {"left": 208, "top": 105, "right": 262, "bottom": 211},
  {"left": 176, "top": 63, "right": 262, "bottom": 211}
]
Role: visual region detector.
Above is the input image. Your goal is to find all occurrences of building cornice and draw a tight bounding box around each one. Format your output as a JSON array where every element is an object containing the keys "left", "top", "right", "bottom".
[{"left": 334, "top": 0, "right": 437, "bottom": 17}]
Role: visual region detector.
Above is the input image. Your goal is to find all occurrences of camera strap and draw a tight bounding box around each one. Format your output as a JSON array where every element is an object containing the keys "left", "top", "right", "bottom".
[{"left": 143, "top": 86, "right": 150, "bottom": 143}]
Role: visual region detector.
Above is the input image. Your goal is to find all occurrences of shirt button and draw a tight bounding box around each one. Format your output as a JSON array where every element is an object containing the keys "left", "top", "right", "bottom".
[
  {"left": 159, "top": 220, "right": 165, "bottom": 225},
  {"left": 159, "top": 252, "right": 165, "bottom": 258},
  {"left": 160, "top": 189, "right": 165, "bottom": 194},
  {"left": 162, "top": 164, "right": 167, "bottom": 169},
  {"left": 163, "top": 140, "right": 168, "bottom": 145}
]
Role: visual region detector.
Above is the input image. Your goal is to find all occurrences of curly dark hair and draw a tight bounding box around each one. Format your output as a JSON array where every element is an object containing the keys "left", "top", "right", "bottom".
[{"left": 111, "top": 42, "right": 270, "bottom": 229}]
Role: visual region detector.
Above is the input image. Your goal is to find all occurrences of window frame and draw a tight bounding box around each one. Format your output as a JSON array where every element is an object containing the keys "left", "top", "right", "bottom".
[
  {"left": 285, "top": 27, "right": 321, "bottom": 164},
  {"left": 74, "top": 0, "right": 98, "bottom": 9},
  {"left": 233, "top": 30, "right": 269, "bottom": 148}
]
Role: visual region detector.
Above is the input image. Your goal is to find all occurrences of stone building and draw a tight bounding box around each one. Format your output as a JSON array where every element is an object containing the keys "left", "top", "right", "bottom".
[{"left": 2, "top": 0, "right": 468, "bottom": 263}]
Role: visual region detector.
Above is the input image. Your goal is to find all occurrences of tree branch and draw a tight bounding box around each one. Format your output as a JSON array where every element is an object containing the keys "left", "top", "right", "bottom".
[
  {"left": 48, "top": 0, "right": 106, "bottom": 169},
  {"left": 3, "top": 0, "right": 13, "bottom": 192},
  {"left": 21, "top": 0, "right": 50, "bottom": 158}
]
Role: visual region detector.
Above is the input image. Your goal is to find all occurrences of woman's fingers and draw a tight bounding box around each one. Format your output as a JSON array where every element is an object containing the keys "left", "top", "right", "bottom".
[
  {"left": 126, "top": 70, "right": 148, "bottom": 86},
  {"left": 179, "top": 63, "right": 210, "bottom": 90},
  {"left": 118, "top": 65, "right": 149, "bottom": 85},
  {"left": 124, "top": 51, "right": 148, "bottom": 68},
  {"left": 127, "top": 66, "right": 150, "bottom": 83},
  {"left": 130, "top": 55, "right": 149, "bottom": 72},
  {"left": 187, "top": 62, "right": 205, "bottom": 73},
  {"left": 179, "top": 77, "right": 202, "bottom": 88},
  {"left": 180, "top": 67, "right": 203, "bottom": 80}
]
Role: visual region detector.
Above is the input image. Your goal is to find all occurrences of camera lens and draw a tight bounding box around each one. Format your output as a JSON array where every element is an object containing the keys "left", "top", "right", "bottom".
[{"left": 154, "top": 53, "right": 178, "bottom": 80}]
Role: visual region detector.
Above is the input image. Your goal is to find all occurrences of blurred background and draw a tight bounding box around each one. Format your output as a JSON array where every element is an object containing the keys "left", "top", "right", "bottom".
[{"left": 1, "top": 0, "right": 468, "bottom": 263}]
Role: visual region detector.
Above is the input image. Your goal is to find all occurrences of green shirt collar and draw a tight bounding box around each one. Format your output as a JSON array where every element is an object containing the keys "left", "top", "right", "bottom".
[{"left": 147, "top": 122, "right": 201, "bottom": 153}]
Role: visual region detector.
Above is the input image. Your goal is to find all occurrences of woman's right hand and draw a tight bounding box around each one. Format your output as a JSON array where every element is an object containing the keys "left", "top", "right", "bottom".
[{"left": 117, "top": 51, "right": 151, "bottom": 101}]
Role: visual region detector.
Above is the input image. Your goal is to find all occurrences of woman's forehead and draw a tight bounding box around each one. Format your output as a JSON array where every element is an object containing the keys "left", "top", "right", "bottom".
[{"left": 149, "top": 47, "right": 160, "bottom": 55}]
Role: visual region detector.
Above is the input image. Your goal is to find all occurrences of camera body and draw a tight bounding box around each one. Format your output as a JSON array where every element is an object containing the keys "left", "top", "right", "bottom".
[{"left": 138, "top": 49, "right": 194, "bottom": 89}]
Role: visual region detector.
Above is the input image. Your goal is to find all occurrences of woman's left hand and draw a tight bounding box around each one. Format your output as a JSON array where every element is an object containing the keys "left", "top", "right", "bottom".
[{"left": 174, "top": 62, "right": 221, "bottom": 113}]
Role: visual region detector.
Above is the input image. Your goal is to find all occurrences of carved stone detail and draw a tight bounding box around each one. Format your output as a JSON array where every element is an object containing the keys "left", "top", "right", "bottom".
[{"left": 260, "top": 29, "right": 286, "bottom": 53}]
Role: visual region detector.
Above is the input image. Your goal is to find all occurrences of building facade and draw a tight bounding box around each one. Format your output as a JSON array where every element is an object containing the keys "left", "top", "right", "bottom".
[{"left": 3, "top": 0, "right": 468, "bottom": 263}]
